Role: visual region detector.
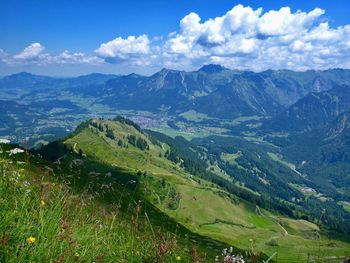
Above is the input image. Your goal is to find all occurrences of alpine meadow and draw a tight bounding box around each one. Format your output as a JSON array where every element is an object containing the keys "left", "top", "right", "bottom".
[{"left": 1, "top": 1, "right": 350, "bottom": 262}]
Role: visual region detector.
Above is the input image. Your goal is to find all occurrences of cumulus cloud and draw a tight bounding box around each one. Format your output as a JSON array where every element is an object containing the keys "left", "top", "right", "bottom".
[
  {"left": 159, "top": 4, "right": 350, "bottom": 70},
  {"left": 54, "top": 50, "right": 103, "bottom": 64},
  {"left": 13, "top": 42, "right": 45, "bottom": 60},
  {"left": 94, "top": 4, "right": 350, "bottom": 71},
  {"left": 95, "top": 35, "right": 150, "bottom": 65},
  {"left": 2, "top": 5, "right": 350, "bottom": 71},
  {"left": 2, "top": 43, "right": 103, "bottom": 66}
]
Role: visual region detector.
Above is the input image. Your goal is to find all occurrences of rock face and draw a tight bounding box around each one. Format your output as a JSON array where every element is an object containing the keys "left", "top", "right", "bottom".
[{"left": 327, "top": 111, "right": 350, "bottom": 137}]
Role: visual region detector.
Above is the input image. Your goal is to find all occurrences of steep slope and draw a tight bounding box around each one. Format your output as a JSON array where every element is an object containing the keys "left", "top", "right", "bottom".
[
  {"left": 192, "top": 73, "right": 283, "bottom": 118},
  {"left": 0, "top": 142, "right": 224, "bottom": 262},
  {"left": 265, "top": 85, "right": 350, "bottom": 132},
  {"left": 259, "top": 84, "right": 350, "bottom": 210},
  {"left": 267, "top": 111, "right": 350, "bottom": 203},
  {"left": 42, "top": 117, "right": 350, "bottom": 262},
  {"left": 259, "top": 68, "right": 350, "bottom": 107}
]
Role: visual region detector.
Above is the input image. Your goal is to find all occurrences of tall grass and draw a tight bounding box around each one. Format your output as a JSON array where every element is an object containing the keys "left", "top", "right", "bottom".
[{"left": 0, "top": 155, "right": 189, "bottom": 262}]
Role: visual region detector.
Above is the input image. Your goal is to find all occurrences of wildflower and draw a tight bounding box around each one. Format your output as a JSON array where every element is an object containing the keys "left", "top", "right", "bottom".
[
  {"left": 75, "top": 252, "right": 80, "bottom": 257},
  {"left": 9, "top": 148, "right": 24, "bottom": 156},
  {"left": 40, "top": 200, "right": 45, "bottom": 206},
  {"left": 27, "top": 236, "right": 36, "bottom": 244},
  {"left": 176, "top": 256, "right": 181, "bottom": 261},
  {"left": 0, "top": 139, "right": 10, "bottom": 144}
]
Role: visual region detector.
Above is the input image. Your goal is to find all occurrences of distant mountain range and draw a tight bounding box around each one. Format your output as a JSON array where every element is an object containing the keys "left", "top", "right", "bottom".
[
  {"left": 2, "top": 66, "right": 350, "bottom": 120},
  {"left": 63, "top": 66, "right": 350, "bottom": 118}
]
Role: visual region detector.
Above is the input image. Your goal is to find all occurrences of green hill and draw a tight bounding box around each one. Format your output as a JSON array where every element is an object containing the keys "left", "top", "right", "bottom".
[
  {"left": 2, "top": 140, "right": 248, "bottom": 262},
  {"left": 45, "top": 117, "right": 350, "bottom": 262}
]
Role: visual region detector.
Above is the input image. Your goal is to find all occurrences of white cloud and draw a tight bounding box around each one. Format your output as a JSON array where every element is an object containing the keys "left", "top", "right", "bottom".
[
  {"left": 1, "top": 5, "right": 350, "bottom": 71},
  {"left": 95, "top": 35, "right": 150, "bottom": 64},
  {"left": 155, "top": 5, "right": 350, "bottom": 71},
  {"left": 13, "top": 42, "right": 45, "bottom": 60},
  {"left": 3, "top": 43, "right": 103, "bottom": 66},
  {"left": 54, "top": 50, "right": 103, "bottom": 64},
  {"left": 257, "top": 7, "right": 324, "bottom": 36}
]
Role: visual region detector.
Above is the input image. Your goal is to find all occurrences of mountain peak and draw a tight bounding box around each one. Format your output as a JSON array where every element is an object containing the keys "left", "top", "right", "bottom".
[
  {"left": 198, "top": 64, "right": 228, "bottom": 73},
  {"left": 151, "top": 68, "right": 180, "bottom": 78},
  {"left": 125, "top": 73, "right": 142, "bottom": 78}
]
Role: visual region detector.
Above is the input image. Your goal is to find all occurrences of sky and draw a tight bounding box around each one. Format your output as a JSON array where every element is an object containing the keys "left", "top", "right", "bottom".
[{"left": 0, "top": 0, "right": 350, "bottom": 76}]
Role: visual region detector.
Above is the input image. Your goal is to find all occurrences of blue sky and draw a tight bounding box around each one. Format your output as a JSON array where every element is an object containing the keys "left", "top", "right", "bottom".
[{"left": 1, "top": 0, "right": 350, "bottom": 76}]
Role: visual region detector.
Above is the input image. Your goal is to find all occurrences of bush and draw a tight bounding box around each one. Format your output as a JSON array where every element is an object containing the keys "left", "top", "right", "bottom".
[{"left": 265, "top": 237, "right": 279, "bottom": 247}]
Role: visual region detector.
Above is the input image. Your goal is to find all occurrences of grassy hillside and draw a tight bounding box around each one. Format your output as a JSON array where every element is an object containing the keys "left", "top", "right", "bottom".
[
  {"left": 0, "top": 142, "right": 233, "bottom": 262},
  {"left": 59, "top": 118, "right": 350, "bottom": 262}
]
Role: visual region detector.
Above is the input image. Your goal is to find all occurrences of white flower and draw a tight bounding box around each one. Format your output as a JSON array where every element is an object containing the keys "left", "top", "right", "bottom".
[
  {"left": 9, "top": 148, "right": 25, "bottom": 156},
  {"left": 0, "top": 139, "right": 10, "bottom": 144}
]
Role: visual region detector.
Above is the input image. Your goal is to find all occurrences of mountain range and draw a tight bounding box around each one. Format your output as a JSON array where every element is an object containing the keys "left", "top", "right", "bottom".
[{"left": 2, "top": 66, "right": 350, "bottom": 119}]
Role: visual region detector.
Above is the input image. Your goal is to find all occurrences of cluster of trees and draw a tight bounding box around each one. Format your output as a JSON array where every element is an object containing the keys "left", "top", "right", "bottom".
[
  {"left": 106, "top": 129, "right": 116, "bottom": 139},
  {"left": 90, "top": 120, "right": 118, "bottom": 141},
  {"left": 89, "top": 121, "right": 104, "bottom": 131},
  {"left": 167, "top": 187, "right": 181, "bottom": 210},
  {"left": 113, "top": 116, "right": 141, "bottom": 132},
  {"left": 127, "top": 135, "right": 149, "bottom": 151}
]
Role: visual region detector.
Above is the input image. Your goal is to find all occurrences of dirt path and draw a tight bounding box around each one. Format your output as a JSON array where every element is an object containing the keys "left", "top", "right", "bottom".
[{"left": 256, "top": 205, "right": 288, "bottom": 236}]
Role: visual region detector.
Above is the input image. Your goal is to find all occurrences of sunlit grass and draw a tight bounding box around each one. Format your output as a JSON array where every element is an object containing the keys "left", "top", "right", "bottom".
[{"left": 0, "top": 156, "right": 187, "bottom": 262}]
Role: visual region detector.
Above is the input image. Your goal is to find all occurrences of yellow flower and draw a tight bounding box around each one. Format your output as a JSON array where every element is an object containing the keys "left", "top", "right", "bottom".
[
  {"left": 40, "top": 200, "right": 45, "bottom": 206},
  {"left": 74, "top": 252, "right": 80, "bottom": 257},
  {"left": 27, "top": 236, "right": 36, "bottom": 244},
  {"left": 176, "top": 256, "right": 181, "bottom": 261}
]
